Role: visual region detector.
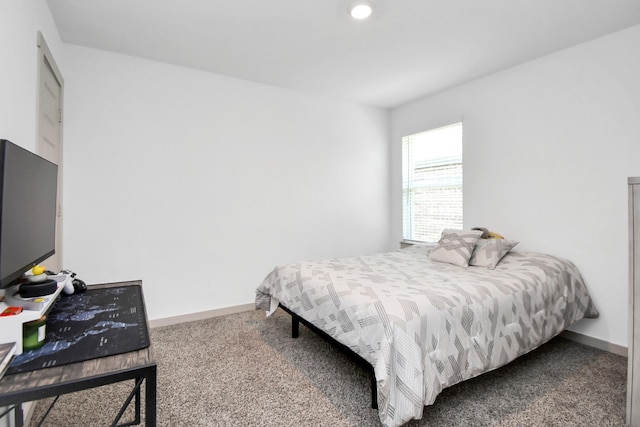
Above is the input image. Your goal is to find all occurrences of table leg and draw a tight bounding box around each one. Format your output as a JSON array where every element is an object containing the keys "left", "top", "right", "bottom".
[
  {"left": 14, "top": 403, "right": 23, "bottom": 427},
  {"left": 144, "top": 365, "right": 157, "bottom": 426}
]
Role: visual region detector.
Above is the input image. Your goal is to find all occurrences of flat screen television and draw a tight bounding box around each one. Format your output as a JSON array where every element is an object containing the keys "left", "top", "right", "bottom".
[{"left": 0, "top": 139, "right": 58, "bottom": 289}]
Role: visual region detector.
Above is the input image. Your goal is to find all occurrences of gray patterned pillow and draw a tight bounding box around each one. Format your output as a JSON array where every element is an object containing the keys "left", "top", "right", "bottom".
[
  {"left": 428, "top": 229, "right": 484, "bottom": 267},
  {"left": 469, "top": 238, "right": 519, "bottom": 269}
]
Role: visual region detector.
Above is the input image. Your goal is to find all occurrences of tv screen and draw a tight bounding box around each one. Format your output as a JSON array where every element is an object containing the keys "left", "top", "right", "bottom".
[{"left": 0, "top": 139, "right": 58, "bottom": 288}]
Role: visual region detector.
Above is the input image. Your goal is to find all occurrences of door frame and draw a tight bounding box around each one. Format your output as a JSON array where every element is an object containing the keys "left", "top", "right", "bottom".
[{"left": 36, "top": 31, "right": 64, "bottom": 270}]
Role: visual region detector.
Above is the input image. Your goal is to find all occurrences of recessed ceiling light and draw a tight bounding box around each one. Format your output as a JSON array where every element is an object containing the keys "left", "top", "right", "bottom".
[{"left": 350, "top": 3, "right": 373, "bottom": 20}]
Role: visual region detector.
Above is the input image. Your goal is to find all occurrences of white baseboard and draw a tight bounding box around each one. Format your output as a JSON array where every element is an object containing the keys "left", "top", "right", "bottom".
[
  {"left": 149, "top": 303, "right": 255, "bottom": 329},
  {"left": 560, "top": 330, "right": 627, "bottom": 357}
]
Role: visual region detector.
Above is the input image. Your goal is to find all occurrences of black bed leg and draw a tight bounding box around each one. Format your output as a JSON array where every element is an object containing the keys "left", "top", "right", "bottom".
[
  {"left": 280, "top": 304, "right": 377, "bottom": 410},
  {"left": 370, "top": 369, "right": 378, "bottom": 409},
  {"left": 292, "top": 316, "right": 299, "bottom": 338}
]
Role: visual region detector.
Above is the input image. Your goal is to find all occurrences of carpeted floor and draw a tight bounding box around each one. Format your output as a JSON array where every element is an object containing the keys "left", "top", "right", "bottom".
[{"left": 30, "top": 309, "right": 627, "bottom": 426}]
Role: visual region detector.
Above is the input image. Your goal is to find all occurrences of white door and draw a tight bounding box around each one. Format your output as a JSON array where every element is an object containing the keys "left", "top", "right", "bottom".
[{"left": 36, "top": 32, "right": 64, "bottom": 272}]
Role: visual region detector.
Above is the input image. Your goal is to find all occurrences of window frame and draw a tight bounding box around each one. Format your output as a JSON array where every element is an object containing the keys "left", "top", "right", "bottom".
[{"left": 401, "top": 122, "right": 463, "bottom": 243}]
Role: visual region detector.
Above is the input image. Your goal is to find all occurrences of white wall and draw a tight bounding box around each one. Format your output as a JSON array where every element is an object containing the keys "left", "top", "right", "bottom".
[
  {"left": 60, "top": 45, "right": 391, "bottom": 321},
  {"left": 391, "top": 25, "right": 640, "bottom": 347},
  {"left": 0, "top": 1, "right": 63, "bottom": 152}
]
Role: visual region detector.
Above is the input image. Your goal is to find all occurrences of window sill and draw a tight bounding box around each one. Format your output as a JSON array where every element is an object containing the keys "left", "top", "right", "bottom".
[{"left": 400, "top": 239, "right": 435, "bottom": 248}]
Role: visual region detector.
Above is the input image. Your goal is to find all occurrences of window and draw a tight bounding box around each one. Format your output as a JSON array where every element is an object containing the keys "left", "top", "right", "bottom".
[{"left": 402, "top": 122, "right": 463, "bottom": 242}]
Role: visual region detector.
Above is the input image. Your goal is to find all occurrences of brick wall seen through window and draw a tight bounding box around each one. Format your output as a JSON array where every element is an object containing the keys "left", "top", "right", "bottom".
[{"left": 402, "top": 123, "right": 463, "bottom": 242}]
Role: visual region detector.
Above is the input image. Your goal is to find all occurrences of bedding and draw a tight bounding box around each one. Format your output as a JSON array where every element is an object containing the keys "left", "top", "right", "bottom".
[
  {"left": 469, "top": 238, "right": 519, "bottom": 269},
  {"left": 428, "top": 229, "right": 484, "bottom": 266},
  {"left": 255, "top": 245, "right": 598, "bottom": 427}
]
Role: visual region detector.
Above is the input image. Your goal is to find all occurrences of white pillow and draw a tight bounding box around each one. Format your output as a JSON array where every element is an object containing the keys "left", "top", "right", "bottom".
[
  {"left": 428, "top": 229, "right": 484, "bottom": 267},
  {"left": 469, "top": 238, "right": 519, "bottom": 269}
]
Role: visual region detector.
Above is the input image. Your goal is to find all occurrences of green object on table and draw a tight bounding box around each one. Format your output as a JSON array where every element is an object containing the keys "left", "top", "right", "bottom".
[{"left": 23, "top": 315, "right": 46, "bottom": 351}]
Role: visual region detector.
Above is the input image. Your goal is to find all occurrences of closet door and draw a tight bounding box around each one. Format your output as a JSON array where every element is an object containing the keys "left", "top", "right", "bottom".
[{"left": 629, "top": 177, "right": 640, "bottom": 427}]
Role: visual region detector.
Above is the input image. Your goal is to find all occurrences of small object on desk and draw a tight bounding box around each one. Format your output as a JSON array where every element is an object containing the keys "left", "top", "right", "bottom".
[
  {"left": 31, "top": 265, "right": 46, "bottom": 276},
  {"left": 0, "top": 342, "right": 17, "bottom": 379},
  {"left": 18, "top": 279, "right": 58, "bottom": 297},
  {"left": 24, "top": 265, "right": 48, "bottom": 283},
  {"left": 47, "top": 272, "right": 75, "bottom": 295},
  {"left": 25, "top": 273, "right": 47, "bottom": 283},
  {"left": 72, "top": 278, "right": 87, "bottom": 293},
  {"left": 22, "top": 315, "right": 47, "bottom": 351},
  {"left": 61, "top": 275, "right": 75, "bottom": 295},
  {"left": 1, "top": 306, "right": 23, "bottom": 316},
  {"left": 59, "top": 269, "right": 84, "bottom": 295}
]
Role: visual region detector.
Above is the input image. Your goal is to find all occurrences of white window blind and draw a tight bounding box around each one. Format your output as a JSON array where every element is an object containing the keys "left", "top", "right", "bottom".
[{"left": 402, "top": 122, "right": 463, "bottom": 242}]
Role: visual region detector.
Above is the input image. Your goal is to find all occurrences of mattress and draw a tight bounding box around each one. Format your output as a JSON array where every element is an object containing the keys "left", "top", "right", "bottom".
[{"left": 256, "top": 245, "right": 598, "bottom": 427}]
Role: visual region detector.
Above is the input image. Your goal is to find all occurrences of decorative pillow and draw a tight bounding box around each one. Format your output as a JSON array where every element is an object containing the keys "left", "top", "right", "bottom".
[
  {"left": 428, "top": 229, "right": 484, "bottom": 267},
  {"left": 469, "top": 238, "right": 519, "bottom": 269}
]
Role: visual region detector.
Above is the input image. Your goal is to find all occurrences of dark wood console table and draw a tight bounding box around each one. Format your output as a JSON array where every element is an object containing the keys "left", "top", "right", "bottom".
[{"left": 0, "top": 280, "right": 157, "bottom": 426}]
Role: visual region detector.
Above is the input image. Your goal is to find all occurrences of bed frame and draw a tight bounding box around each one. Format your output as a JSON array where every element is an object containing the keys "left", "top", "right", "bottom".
[{"left": 279, "top": 304, "right": 378, "bottom": 409}]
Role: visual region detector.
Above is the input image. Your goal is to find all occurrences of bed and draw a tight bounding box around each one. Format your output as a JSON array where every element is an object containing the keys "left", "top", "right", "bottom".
[{"left": 255, "top": 234, "right": 598, "bottom": 427}]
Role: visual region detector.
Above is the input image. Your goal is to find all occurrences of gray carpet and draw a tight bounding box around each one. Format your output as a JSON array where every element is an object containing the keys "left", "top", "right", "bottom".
[{"left": 31, "top": 309, "right": 627, "bottom": 426}]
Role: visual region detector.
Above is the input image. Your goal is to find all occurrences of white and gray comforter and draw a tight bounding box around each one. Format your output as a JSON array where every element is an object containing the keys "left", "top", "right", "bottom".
[{"left": 255, "top": 245, "right": 598, "bottom": 427}]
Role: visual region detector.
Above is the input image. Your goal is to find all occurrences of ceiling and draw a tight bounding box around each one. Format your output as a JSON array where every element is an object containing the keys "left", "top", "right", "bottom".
[{"left": 46, "top": 0, "right": 640, "bottom": 109}]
